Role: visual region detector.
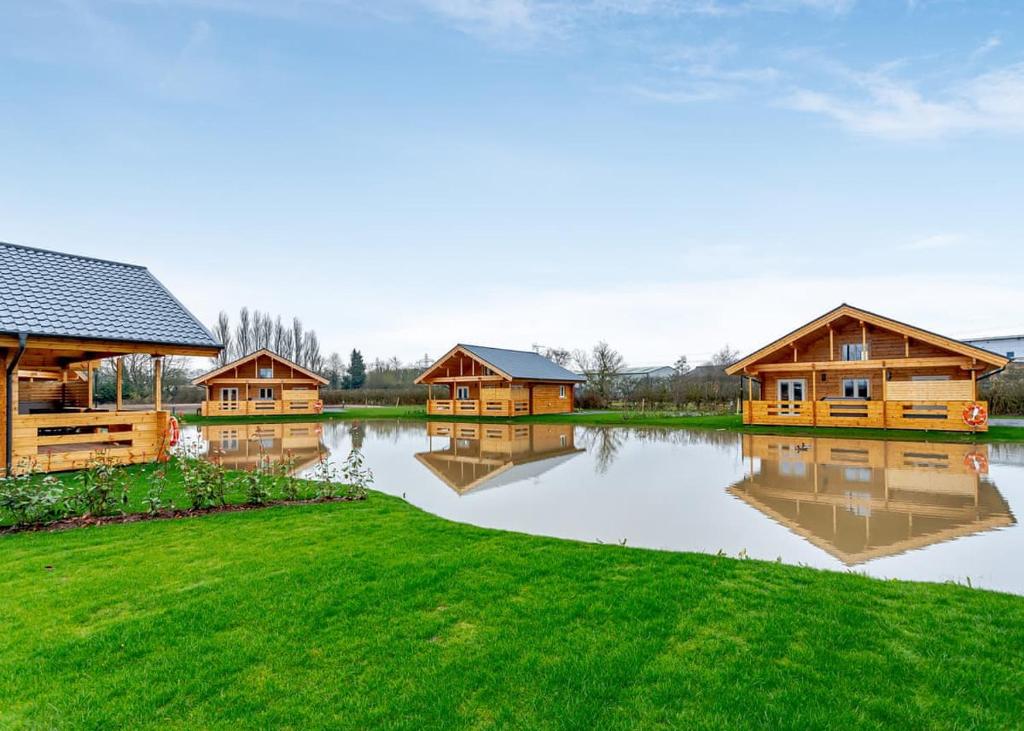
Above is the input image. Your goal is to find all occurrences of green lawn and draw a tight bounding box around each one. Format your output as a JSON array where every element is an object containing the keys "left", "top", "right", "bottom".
[
  {"left": 1, "top": 493, "right": 1023, "bottom": 729},
  {"left": 180, "top": 406, "right": 1024, "bottom": 444}
]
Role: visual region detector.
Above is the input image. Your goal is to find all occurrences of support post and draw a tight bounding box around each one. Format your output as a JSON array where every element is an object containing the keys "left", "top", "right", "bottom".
[
  {"left": 115, "top": 357, "right": 124, "bottom": 412},
  {"left": 861, "top": 322, "right": 867, "bottom": 359},
  {"left": 87, "top": 361, "right": 95, "bottom": 409},
  {"left": 829, "top": 325, "right": 834, "bottom": 361},
  {"left": 153, "top": 357, "right": 163, "bottom": 412},
  {"left": 811, "top": 366, "right": 817, "bottom": 426}
]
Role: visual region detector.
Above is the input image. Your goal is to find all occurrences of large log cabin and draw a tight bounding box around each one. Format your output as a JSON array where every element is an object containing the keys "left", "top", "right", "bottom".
[
  {"left": 0, "top": 242, "right": 221, "bottom": 475},
  {"left": 193, "top": 349, "right": 327, "bottom": 417},
  {"left": 416, "top": 344, "right": 585, "bottom": 417},
  {"left": 725, "top": 304, "right": 1008, "bottom": 432}
]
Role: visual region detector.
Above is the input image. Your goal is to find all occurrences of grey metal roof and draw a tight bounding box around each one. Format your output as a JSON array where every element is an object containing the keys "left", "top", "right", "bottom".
[
  {"left": 459, "top": 344, "right": 586, "bottom": 382},
  {"left": 619, "top": 365, "right": 674, "bottom": 376},
  {"left": 0, "top": 242, "right": 220, "bottom": 349}
]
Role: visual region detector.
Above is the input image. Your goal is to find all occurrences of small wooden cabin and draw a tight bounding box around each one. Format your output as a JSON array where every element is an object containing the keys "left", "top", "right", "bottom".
[
  {"left": 193, "top": 349, "right": 328, "bottom": 417},
  {"left": 725, "top": 304, "right": 1008, "bottom": 432},
  {"left": 416, "top": 344, "right": 585, "bottom": 417},
  {"left": 0, "top": 242, "right": 222, "bottom": 475}
]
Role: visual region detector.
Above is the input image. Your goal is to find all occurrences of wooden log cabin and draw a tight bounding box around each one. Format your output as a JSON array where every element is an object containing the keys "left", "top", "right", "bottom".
[
  {"left": 416, "top": 344, "right": 585, "bottom": 417},
  {"left": 0, "top": 242, "right": 222, "bottom": 475},
  {"left": 725, "top": 304, "right": 1009, "bottom": 432},
  {"left": 192, "top": 349, "right": 327, "bottom": 417}
]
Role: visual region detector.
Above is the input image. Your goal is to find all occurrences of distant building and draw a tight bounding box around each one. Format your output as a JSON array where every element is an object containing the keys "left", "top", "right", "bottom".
[
  {"left": 616, "top": 366, "right": 677, "bottom": 382},
  {"left": 962, "top": 335, "right": 1024, "bottom": 364}
]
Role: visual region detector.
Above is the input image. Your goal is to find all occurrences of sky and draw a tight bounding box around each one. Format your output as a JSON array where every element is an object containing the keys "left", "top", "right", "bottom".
[{"left": 1, "top": 0, "right": 1023, "bottom": 367}]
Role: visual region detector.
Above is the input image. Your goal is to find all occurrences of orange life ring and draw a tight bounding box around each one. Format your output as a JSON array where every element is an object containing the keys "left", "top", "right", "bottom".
[
  {"left": 314, "top": 400, "right": 324, "bottom": 414},
  {"left": 167, "top": 415, "right": 181, "bottom": 447},
  {"left": 963, "top": 451, "right": 989, "bottom": 473},
  {"left": 962, "top": 403, "right": 988, "bottom": 428}
]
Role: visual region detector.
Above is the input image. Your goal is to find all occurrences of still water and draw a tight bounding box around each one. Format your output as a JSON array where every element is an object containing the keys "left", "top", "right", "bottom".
[{"left": 184, "top": 420, "right": 1024, "bottom": 594}]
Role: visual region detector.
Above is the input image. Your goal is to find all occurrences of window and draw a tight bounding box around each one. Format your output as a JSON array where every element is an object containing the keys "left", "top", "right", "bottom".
[
  {"left": 456, "top": 386, "right": 470, "bottom": 400},
  {"left": 258, "top": 367, "right": 273, "bottom": 379},
  {"left": 559, "top": 385, "right": 566, "bottom": 399},
  {"left": 843, "top": 378, "right": 870, "bottom": 399},
  {"left": 1009, "top": 351, "right": 1016, "bottom": 360},
  {"left": 258, "top": 387, "right": 274, "bottom": 400},
  {"left": 219, "top": 387, "right": 239, "bottom": 402},
  {"left": 841, "top": 343, "right": 866, "bottom": 361}
]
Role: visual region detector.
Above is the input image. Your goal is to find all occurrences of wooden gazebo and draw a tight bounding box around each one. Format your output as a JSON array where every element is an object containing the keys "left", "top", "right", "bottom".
[{"left": 1, "top": 242, "right": 221, "bottom": 474}]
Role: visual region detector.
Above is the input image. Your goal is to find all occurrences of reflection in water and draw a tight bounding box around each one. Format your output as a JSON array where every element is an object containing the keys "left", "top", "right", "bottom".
[
  {"left": 416, "top": 422, "right": 583, "bottom": 494},
  {"left": 182, "top": 419, "right": 1024, "bottom": 593},
  {"left": 730, "top": 435, "right": 1015, "bottom": 565},
  {"left": 201, "top": 422, "right": 329, "bottom": 474}
]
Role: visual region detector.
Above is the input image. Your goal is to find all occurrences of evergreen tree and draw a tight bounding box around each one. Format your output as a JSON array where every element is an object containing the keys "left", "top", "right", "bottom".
[{"left": 346, "top": 349, "right": 366, "bottom": 389}]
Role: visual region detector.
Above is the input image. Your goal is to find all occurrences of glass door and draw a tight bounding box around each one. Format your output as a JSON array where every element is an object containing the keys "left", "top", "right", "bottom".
[{"left": 777, "top": 379, "right": 805, "bottom": 415}]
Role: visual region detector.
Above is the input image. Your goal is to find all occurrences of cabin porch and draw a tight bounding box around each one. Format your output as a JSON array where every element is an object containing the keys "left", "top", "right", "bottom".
[
  {"left": 426, "top": 383, "right": 531, "bottom": 417},
  {"left": 200, "top": 387, "right": 321, "bottom": 417},
  {"left": 741, "top": 363, "right": 988, "bottom": 432},
  {"left": 3, "top": 350, "right": 176, "bottom": 476}
]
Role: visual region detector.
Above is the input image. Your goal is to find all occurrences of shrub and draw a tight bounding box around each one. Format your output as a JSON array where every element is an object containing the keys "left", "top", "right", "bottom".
[
  {"left": 73, "top": 455, "right": 130, "bottom": 517},
  {"left": 176, "top": 444, "right": 232, "bottom": 510},
  {"left": 340, "top": 448, "right": 374, "bottom": 500},
  {"left": 0, "top": 471, "right": 68, "bottom": 527}
]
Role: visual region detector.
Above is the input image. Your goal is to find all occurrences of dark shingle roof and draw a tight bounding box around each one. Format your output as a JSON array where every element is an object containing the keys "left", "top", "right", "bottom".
[
  {"left": 0, "top": 242, "right": 220, "bottom": 349},
  {"left": 460, "top": 344, "right": 586, "bottom": 383}
]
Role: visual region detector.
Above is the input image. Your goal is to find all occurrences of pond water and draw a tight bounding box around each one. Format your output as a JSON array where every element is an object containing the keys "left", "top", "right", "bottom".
[{"left": 183, "top": 420, "right": 1024, "bottom": 595}]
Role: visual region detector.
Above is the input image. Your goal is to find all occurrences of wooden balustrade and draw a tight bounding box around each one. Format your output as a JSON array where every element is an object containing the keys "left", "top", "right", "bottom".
[
  {"left": 11, "top": 410, "right": 168, "bottom": 474},
  {"left": 742, "top": 399, "right": 989, "bottom": 432},
  {"left": 201, "top": 398, "right": 320, "bottom": 417}
]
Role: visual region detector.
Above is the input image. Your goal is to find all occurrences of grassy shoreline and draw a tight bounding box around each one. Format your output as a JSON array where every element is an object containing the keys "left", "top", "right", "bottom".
[
  {"left": 179, "top": 406, "right": 1024, "bottom": 443},
  {"left": 1, "top": 491, "right": 1022, "bottom": 728}
]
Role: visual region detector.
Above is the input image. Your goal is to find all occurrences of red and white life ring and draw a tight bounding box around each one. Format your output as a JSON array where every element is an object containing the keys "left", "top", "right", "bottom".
[
  {"left": 314, "top": 400, "right": 325, "bottom": 414},
  {"left": 962, "top": 403, "right": 988, "bottom": 428},
  {"left": 166, "top": 415, "right": 181, "bottom": 447},
  {"left": 963, "top": 451, "right": 989, "bottom": 473}
]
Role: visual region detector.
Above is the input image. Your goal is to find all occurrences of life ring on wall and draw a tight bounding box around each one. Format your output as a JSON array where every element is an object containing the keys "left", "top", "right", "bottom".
[
  {"left": 314, "top": 400, "right": 325, "bottom": 414},
  {"left": 963, "top": 451, "right": 988, "bottom": 474},
  {"left": 167, "top": 415, "right": 181, "bottom": 447},
  {"left": 962, "top": 403, "right": 988, "bottom": 428}
]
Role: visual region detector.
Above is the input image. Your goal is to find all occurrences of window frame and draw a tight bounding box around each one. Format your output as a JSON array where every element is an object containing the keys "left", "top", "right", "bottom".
[
  {"left": 257, "top": 387, "right": 274, "bottom": 400},
  {"left": 456, "top": 386, "right": 471, "bottom": 401},
  {"left": 841, "top": 343, "right": 865, "bottom": 362},
  {"left": 842, "top": 378, "right": 870, "bottom": 399},
  {"left": 559, "top": 385, "right": 566, "bottom": 399},
  {"left": 257, "top": 366, "right": 274, "bottom": 379}
]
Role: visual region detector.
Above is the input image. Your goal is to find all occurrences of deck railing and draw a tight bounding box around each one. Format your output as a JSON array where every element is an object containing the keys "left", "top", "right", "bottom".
[
  {"left": 201, "top": 399, "right": 319, "bottom": 417},
  {"left": 742, "top": 400, "right": 988, "bottom": 432},
  {"left": 11, "top": 410, "right": 168, "bottom": 474},
  {"left": 427, "top": 399, "right": 530, "bottom": 417}
]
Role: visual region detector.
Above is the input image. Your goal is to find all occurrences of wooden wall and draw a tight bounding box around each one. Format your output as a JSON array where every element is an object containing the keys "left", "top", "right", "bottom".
[
  {"left": 761, "top": 366, "right": 973, "bottom": 402},
  {"left": 0, "top": 353, "right": 7, "bottom": 474},
  {"left": 531, "top": 384, "right": 573, "bottom": 414},
  {"left": 760, "top": 318, "right": 950, "bottom": 365}
]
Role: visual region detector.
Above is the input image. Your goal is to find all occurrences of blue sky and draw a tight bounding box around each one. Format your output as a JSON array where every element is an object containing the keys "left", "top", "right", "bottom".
[{"left": 2, "top": 0, "right": 1022, "bottom": 365}]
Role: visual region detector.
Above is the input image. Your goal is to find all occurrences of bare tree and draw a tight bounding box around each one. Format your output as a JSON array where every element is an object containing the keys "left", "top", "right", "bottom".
[
  {"left": 673, "top": 355, "right": 691, "bottom": 375},
  {"left": 709, "top": 345, "right": 741, "bottom": 367},
  {"left": 572, "top": 348, "right": 592, "bottom": 373},
  {"left": 253, "top": 310, "right": 273, "bottom": 350},
  {"left": 272, "top": 316, "right": 288, "bottom": 355},
  {"left": 589, "top": 341, "right": 625, "bottom": 404},
  {"left": 533, "top": 344, "right": 572, "bottom": 367},
  {"left": 291, "top": 318, "right": 304, "bottom": 364},
  {"left": 212, "top": 311, "right": 232, "bottom": 366},
  {"left": 235, "top": 307, "right": 253, "bottom": 357},
  {"left": 302, "top": 331, "right": 323, "bottom": 371}
]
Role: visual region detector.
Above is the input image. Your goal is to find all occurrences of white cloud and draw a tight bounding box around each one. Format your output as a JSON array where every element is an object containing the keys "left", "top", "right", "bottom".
[
  {"left": 901, "top": 233, "right": 964, "bottom": 251},
  {"left": 786, "top": 62, "right": 1024, "bottom": 139},
  {"left": 970, "top": 34, "right": 1002, "bottom": 61}
]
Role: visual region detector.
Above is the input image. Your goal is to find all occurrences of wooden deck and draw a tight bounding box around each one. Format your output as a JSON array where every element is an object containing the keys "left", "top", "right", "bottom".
[
  {"left": 201, "top": 392, "right": 320, "bottom": 417},
  {"left": 742, "top": 400, "right": 989, "bottom": 432},
  {"left": 427, "top": 399, "right": 531, "bottom": 417},
  {"left": 10, "top": 410, "right": 169, "bottom": 474}
]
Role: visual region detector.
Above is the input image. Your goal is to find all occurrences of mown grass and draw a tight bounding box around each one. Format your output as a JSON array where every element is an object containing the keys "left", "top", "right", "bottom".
[
  {"left": 1, "top": 492, "right": 1022, "bottom": 729},
  {"left": 180, "top": 407, "right": 1024, "bottom": 444}
]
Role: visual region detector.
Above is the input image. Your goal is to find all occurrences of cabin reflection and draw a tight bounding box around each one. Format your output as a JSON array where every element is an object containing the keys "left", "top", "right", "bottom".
[
  {"left": 415, "top": 422, "right": 583, "bottom": 495},
  {"left": 201, "top": 422, "right": 328, "bottom": 474},
  {"left": 729, "top": 435, "right": 1014, "bottom": 565}
]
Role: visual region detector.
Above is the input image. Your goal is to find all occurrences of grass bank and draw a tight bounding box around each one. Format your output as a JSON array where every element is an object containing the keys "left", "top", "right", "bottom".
[
  {"left": 180, "top": 407, "right": 1024, "bottom": 444},
  {"left": 1, "top": 492, "right": 1022, "bottom": 728}
]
